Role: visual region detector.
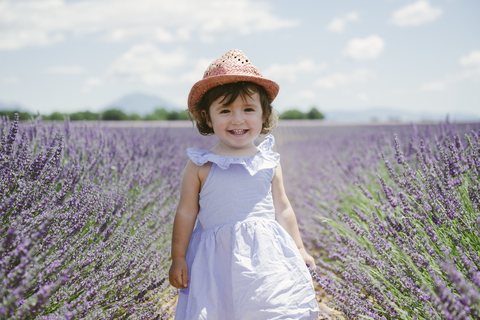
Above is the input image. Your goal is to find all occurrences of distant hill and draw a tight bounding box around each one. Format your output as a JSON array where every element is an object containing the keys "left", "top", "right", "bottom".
[
  {"left": 103, "top": 92, "right": 181, "bottom": 116},
  {"left": 324, "top": 107, "right": 480, "bottom": 122}
]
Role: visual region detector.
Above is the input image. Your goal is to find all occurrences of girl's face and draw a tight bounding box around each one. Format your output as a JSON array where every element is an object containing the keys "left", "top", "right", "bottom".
[{"left": 203, "top": 92, "right": 264, "bottom": 152}]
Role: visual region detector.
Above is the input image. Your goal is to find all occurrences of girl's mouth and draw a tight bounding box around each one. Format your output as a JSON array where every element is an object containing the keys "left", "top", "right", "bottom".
[{"left": 228, "top": 129, "right": 249, "bottom": 135}]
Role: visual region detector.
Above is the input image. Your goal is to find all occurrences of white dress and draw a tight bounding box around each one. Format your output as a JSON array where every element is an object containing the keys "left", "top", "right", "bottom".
[{"left": 174, "top": 135, "right": 319, "bottom": 320}]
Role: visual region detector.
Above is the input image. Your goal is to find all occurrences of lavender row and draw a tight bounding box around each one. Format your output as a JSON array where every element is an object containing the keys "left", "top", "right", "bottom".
[
  {"left": 276, "top": 122, "right": 480, "bottom": 319},
  {"left": 0, "top": 115, "right": 214, "bottom": 319},
  {"left": 3, "top": 114, "right": 479, "bottom": 319}
]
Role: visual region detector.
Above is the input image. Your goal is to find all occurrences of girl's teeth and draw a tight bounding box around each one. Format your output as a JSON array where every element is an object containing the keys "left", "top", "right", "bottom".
[{"left": 231, "top": 129, "right": 245, "bottom": 134}]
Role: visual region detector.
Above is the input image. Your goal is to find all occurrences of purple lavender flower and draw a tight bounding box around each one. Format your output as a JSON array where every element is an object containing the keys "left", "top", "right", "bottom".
[
  {"left": 277, "top": 121, "right": 480, "bottom": 319},
  {"left": 394, "top": 134, "right": 405, "bottom": 165}
]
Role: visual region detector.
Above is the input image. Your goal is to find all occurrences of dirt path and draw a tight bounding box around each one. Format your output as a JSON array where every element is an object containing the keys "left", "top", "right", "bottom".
[{"left": 313, "top": 281, "right": 345, "bottom": 320}]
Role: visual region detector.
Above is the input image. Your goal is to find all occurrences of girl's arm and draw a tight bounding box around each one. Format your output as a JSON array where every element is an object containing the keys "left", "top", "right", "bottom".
[
  {"left": 169, "top": 160, "right": 201, "bottom": 289},
  {"left": 272, "top": 162, "right": 316, "bottom": 270}
]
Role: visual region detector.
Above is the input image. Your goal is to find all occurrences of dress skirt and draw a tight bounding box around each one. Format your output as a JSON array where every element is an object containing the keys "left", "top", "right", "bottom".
[{"left": 174, "top": 219, "right": 319, "bottom": 320}]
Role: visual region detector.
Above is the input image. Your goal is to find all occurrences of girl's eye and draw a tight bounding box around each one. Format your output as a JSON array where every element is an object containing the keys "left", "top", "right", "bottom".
[
  {"left": 220, "top": 110, "right": 230, "bottom": 114},
  {"left": 245, "top": 108, "right": 254, "bottom": 112}
]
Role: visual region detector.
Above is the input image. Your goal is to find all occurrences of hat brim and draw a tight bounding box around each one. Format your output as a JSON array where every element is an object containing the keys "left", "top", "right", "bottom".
[{"left": 188, "top": 74, "right": 279, "bottom": 112}]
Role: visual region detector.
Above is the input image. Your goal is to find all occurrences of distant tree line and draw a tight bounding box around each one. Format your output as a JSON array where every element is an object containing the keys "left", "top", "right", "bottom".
[
  {"left": 0, "top": 108, "right": 190, "bottom": 121},
  {"left": 278, "top": 107, "right": 324, "bottom": 120},
  {"left": 0, "top": 106, "right": 324, "bottom": 121}
]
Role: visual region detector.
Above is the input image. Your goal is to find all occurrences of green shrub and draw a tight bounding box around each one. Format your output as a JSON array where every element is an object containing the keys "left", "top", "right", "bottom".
[
  {"left": 280, "top": 109, "right": 307, "bottom": 119},
  {"left": 0, "top": 111, "right": 32, "bottom": 121},
  {"left": 307, "top": 107, "right": 324, "bottom": 119},
  {"left": 69, "top": 111, "right": 100, "bottom": 121},
  {"left": 101, "top": 109, "right": 128, "bottom": 121}
]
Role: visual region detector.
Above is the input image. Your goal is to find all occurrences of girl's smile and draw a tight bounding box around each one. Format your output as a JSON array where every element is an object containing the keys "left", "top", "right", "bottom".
[
  {"left": 228, "top": 129, "right": 249, "bottom": 135},
  {"left": 203, "top": 92, "right": 264, "bottom": 156}
]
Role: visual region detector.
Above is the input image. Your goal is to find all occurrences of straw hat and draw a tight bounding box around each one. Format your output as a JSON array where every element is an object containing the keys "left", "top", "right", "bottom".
[{"left": 188, "top": 49, "right": 279, "bottom": 112}]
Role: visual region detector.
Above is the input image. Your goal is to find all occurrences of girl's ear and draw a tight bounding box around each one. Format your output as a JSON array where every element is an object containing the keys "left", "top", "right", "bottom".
[{"left": 201, "top": 110, "right": 212, "bottom": 128}]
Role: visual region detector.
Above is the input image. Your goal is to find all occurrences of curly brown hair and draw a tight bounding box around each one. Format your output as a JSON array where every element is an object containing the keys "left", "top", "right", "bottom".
[{"left": 189, "top": 82, "right": 278, "bottom": 136}]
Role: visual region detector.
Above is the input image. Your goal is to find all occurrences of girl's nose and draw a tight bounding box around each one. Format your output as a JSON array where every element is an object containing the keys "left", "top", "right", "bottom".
[{"left": 231, "top": 111, "right": 245, "bottom": 124}]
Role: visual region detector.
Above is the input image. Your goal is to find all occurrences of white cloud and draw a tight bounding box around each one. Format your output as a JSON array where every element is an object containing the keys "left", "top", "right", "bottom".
[
  {"left": 104, "top": 27, "right": 176, "bottom": 43},
  {"left": 460, "top": 69, "right": 480, "bottom": 80},
  {"left": 327, "top": 18, "right": 346, "bottom": 33},
  {"left": 85, "top": 77, "right": 102, "bottom": 86},
  {"left": 419, "top": 50, "right": 480, "bottom": 92},
  {"left": 45, "top": 66, "right": 87, "bottom": 75},
  {"left": 419, "top": 51, "right": 480, "bottom": 92},
  {"left": 391, "top": 1, "right": 442, "bottom": 27},
  {"left": 344, "top": 35, "right": 385, "bottom": 61},
  {"left": 293, "top": 90, "right": 317, "bottom": 100},
  {"left": 460, "top": 50, "right": 480, "bottom": 68},
  {"left": 0, "top": 0, "right": 299, "bottom": 50},
  {"left": 315, "top": 69, "right": 375, "bottom": 89},
  {"left": 178, "top": 58, "right": 213, "bottom": 84},
  {"left": 107, "top": 44, "right": 187, "bottom": 86},
  {"left": 263, "top": 59, "right": 328, "bottom": 82},
  {"left": 0, "top": 30, "right": 65, "bottom": 51},
  {"left": 83, "top": 46, "right": 215, "bottom": 89},
  {"left": 327, "top": 11, "right": 359, "bottom": 33},
  {"left": 357, "top": 93, "right": 369, "bottom": 100},
  {"left": 345, "top": 12, "right": 359, "bottom": 21},
  {"left": 421, "top": 81, "right": 445, "bottom": 91},
  {"left": 82, "top": 77, "right": 103, "bottom": 93},
  {"left": 392, "top": 88, "right": 404, "bottom": 96},
  {"left": 0, "top": 76, "right": 20, "bottom": 84},
  {"left": 459, "top": 50, "right": 480, "bottom": 80}
]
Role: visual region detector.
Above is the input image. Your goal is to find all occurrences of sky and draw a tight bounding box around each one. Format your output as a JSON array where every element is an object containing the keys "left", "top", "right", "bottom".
[{"left": 0, "top": 0, "right": 479, "bottom": 118}]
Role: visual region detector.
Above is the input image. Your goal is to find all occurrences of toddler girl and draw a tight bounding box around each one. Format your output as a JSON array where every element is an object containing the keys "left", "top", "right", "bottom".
[{"left": 169, "top": 49, "right": 319, "bottom": 319}]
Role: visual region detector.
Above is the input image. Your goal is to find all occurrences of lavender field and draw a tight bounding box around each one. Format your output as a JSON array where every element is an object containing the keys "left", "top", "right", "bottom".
[{"left": 1, "top": 115, "right": 480, "bottom": 319}]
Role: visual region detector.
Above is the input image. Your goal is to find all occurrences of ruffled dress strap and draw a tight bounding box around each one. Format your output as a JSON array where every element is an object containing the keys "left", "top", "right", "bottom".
[{"left": 185, "top": 134, "right": 280, "bottom": 176}]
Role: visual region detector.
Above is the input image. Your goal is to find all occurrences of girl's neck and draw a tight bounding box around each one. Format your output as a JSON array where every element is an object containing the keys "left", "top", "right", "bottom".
[{"left": 209, "top": 143, "right": 259, "bottom": 157}]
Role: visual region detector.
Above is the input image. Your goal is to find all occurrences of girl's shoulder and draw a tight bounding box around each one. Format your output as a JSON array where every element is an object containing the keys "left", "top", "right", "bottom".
[{"left": 185, "top": 135, "right": 280, "bottom": 176}]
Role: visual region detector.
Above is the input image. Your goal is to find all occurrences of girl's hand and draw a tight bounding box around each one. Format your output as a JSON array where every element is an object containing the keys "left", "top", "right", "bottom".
[
  {"left": 299, "top": 247, "right": 316, "bottom": 271},
  {"left": 169, "top": 258, "right": 189, "bottom": 289}
]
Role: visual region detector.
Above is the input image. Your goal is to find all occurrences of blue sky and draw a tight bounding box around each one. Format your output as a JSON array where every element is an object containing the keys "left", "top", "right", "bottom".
[{"left": 0, "top": 0, "right": 479, "bottom": 117}]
